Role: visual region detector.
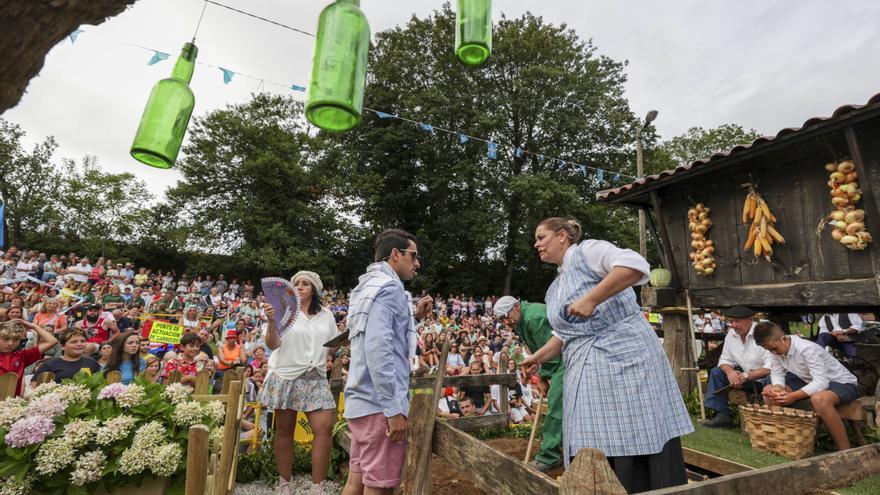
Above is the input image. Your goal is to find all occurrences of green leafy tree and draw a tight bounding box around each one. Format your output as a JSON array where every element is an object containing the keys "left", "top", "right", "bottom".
[
  {"left": 166, "top": 93, "right": 344, "bottom": 277},
  {"left": 322, "top": 6, "right": 641, "bottom": 297},
  {"left": 647, "top": 124, "right": 761, "bottom": 174},
  {"left": 0, "top": 119, "right": 63, "bottom": 246}
]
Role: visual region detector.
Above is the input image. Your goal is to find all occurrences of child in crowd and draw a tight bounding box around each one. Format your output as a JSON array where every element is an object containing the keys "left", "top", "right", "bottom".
[
  {"left": 754, "top": 321, "right": 859, "bottom": 451},
  {"left": 160, "top": 333, "right": 202, "bottom": 386},
  {"left": 0, "top": 319, "right": 57, "bottom": 394},
  {"left": 39, "top": 329, "right": 101, "bottom": 383}
]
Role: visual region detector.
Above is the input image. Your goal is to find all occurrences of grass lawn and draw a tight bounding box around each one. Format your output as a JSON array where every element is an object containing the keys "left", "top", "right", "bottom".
[{"left": 682, "top": 419, "right": 880, "bottom": 494}]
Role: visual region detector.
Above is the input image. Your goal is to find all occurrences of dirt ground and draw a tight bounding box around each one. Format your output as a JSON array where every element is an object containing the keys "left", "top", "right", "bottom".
[{"left": 430, "top": 437, "right": 565, "bottom": 495}]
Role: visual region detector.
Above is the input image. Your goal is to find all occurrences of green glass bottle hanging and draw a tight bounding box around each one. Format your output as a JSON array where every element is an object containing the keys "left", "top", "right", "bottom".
[
  {"left": 130, "top": 43, "right": 198, "bottom": 169},
  {"left": 455, "top": 0, "right": 492, "bottom": 66},
  {"left": 305, "top": 0, "right": 370, "bottom": 132}
]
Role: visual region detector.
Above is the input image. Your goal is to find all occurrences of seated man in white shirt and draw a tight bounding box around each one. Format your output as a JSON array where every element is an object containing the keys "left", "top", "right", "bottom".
[
  {"left": 701, "top": 306, "right": 773, "bottom": 428},
  {"left": 816, "top": 313, "right": 862, "bottom": 358},
  {"left": 437, "top": 387, "right": 463, "bottom": 419},
  {"left": 755, "top": 321, "right": 859, "bottom": 451}
]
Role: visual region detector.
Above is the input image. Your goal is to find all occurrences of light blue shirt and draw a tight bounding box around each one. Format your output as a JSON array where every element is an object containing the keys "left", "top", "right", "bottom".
[{"left": 344, "top": 282, "right": 413, "bottom": 419}]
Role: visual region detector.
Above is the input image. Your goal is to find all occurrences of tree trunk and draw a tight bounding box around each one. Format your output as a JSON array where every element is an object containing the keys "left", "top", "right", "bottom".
[{"left": 1, "top": 0, "right": 139, "bottom": 114}]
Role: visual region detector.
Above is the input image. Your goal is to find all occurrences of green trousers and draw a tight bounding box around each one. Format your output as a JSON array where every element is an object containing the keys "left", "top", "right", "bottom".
[{"left": 535, "top": 365, "right": 564, "bottom": 466}]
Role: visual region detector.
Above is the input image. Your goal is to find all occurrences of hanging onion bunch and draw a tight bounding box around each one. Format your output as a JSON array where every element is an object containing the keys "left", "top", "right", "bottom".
[
  {"left": 688, "top": 203, "right": 716, "bottom": 276},
  {"left": 825, "top": 160, "right": 872, "bottom": 250}
]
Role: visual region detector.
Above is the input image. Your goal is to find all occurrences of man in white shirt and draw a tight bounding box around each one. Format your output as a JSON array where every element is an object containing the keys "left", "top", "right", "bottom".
[
  {"left": 755, "top": 321, "right": 859, "bottom": 451},
  {"left": 68, "top": 258, "right": 92, "bottom": 283},
  {"left": 701, "top": 306, "right": 772, "bottom": 428},
  {"left": 816, "top": 313, "right": 862, "bottom": 358}
]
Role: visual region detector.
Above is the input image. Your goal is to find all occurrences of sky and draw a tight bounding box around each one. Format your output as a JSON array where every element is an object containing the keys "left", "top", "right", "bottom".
[{"left": 4, "top": 0, "right": 880, "bottom": 199}]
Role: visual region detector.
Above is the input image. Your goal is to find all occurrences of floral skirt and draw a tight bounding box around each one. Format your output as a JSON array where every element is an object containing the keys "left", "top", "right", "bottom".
[{"left": 259, "top": 368, "right": 336, "bottom": 412}]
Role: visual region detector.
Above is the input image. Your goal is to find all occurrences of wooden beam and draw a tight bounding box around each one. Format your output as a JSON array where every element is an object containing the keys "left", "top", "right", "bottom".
[
  {"left": 644, "top": 443, "right": 880, "bottom": 494},
  {"left": 559, "top": 448, "right": 626, "bottom": 495},
  {"left": 650, "top": 191, "right": 682, "bottom": 288},
  {"left": 432, "top": 421, "right": 559, "bottom": 495},
  {"left": 401, "top": 340, "right": 450, "bottom": 495},
  {"left": 844, "top": 125, "right": 880, "bottom": 276},
  {"left": 641, "top": 287, "right": 685, "bottom": 308},
  {"left": 682, "top": 448, "right": 753, "bottom": 476},
  {"left": 443, "top": 414, "right": 508, "bottom": 433},
  {"left": 410, "top": 372, "right": 518, "bottom": 389},
  {"left": 185, "top": 425, "right": 209, "bottom": 495}
]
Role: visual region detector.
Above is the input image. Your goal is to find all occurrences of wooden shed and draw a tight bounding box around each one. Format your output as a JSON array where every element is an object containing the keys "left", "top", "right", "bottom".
[{"left": 598, "top": 93, "right": 880, "bottom": 312}]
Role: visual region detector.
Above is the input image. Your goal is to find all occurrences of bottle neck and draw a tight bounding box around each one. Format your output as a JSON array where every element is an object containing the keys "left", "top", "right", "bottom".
[
  {"left": 337, "top": 0, "right": 360, "bottom": 5},
  {"left": 171, "top": 43, "right": 198, "bottom": 84}
]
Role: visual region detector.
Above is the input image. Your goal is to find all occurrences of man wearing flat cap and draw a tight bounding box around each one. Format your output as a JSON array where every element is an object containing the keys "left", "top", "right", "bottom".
[
  {"left": 494, "top": 296, "right": 564, "bottom": 472},
  {"left": 701, "top": 306, "right": 772, "bottom": 427}
]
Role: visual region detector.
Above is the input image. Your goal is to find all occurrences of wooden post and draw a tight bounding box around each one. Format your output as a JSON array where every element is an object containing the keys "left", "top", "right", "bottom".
[
  {"left": 499, "top": 352, "right": 509, "bottom": 418},
  {"left": 400, "top": 340, "right": 450, "bottom": 495},
  {"left": 684, "top": 290, "right": 706, "bottom": 420},
  {"left": 0, "top": 373, "right": 17, "bottom": 400},
  {"left": 216, "top": 379, "right": 242, "bottom": 495},
  {"left": 660, "top": 311, "right": 698, "bottom": 394},
  {"left": 185, "top": 424, "right": 209, "bottom": 495},
  {"left": 559, "top": 448, "right": 626, "bottom": 495}
]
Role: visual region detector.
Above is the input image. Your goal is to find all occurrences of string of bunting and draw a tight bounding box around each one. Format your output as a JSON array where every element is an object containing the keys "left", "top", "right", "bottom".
[{"left": 66, "top": 19, "right": 635, "bottom": 184}]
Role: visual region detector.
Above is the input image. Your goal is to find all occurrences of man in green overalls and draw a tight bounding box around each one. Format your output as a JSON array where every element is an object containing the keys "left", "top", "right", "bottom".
[{"left": 494, "top": 295, "right": 564, "bottom": 472}]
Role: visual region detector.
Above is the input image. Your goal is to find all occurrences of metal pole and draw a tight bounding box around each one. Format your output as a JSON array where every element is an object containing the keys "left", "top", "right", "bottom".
[{"left": 636, "top": 127, "right": 646, "bottom": 258}]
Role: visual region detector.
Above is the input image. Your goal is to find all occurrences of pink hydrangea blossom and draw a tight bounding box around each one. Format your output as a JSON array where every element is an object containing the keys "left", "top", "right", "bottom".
[
  {"left": 4, "top": 416, "right": 56, "bottom": 448},
  {"left": 97, "top": 383, "right": 128, "bottom": 400}
]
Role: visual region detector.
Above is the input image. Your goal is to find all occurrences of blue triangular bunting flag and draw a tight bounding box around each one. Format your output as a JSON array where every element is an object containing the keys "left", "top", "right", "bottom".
[
  {"left": 515, "top": 148, "right": 523, "bottom": 157},
  {"left": 578, "top": 165, "right": 587, "bottom": 177},
  {"left": 291, "top": 84, "right": 307, "bottom": 92},
  {"left": 420, "top": 123, "right": 434, "bottom": 133},
  {"left": 220, "top": 68, "right": 235, "bottom": 84},
  {"left": 147, "top": 51, "right": 169, "bottom": 66},
  {"left": 613, "top": 173, "right": 621, "bottom": 181},
  {"left": 488, "top": 142, "right": 497, "bottom": 159},
  {"left": 376, "top": 111, "right": 393, "bottom": 119},
  {"left": 538, "top": 155, "right": 544, "bottom": 161},
  {"left": 460, "top": 134, "right": 469, "bottom": 144},
  {"left": 69, "top": 28, "right": 83, "bottom": 43},
  {"left": 558, "top": 160, "right": 566, "bottom": 171},
  {"left": 596, "top": 169, "right": 605, "bottom": 183}
]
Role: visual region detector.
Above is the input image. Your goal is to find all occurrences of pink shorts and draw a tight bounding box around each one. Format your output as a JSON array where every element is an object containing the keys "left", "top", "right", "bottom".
[{"left": 348, "top": 413, "right": 407, "bottom": 488}]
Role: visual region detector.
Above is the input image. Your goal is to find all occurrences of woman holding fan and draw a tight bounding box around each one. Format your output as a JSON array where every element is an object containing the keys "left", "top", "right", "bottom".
[{"left": 261, "top": 271, "right": 339, "bottom": 495}]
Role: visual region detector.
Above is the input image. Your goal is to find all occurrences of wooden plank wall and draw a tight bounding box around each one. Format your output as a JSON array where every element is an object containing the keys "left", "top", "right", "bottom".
[{"left": 655, "top": 117, "right": 880, "bottom": 297}]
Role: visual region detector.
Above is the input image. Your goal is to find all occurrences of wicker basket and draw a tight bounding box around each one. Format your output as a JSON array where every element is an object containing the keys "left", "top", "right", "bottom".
[{"left": 739, "top": 404, "right": 818, "bottom": 460}]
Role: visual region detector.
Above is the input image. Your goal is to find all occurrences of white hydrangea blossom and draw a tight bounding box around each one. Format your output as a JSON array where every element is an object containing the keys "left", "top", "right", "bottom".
[
  {"left": 116, "top": 384, "right": 146, "bottom": 409},
  {"left": 0, "top": 398, "right": 28, "bottom": 429},
  {"left": 35, "top": 437, "right": 76, "bottom": 475},
  {"left": 54, "top": 384, "right": 91, "bottom": 405},
  {"left": 70, "top": 450, "right": 107, "bottom": 486},
  {"left": 172, "top": 401, "right": 205, "bottom": 427},
  {"left": 63, "top": 419, "right": 101, "bottom": 448},
  {"left": 209, "top": 427, "right": 224, "bottom": 454},
  {"left": 203, "top": 401, "right": 225, "bottom": 425},
  {"left": 95, "top": 415, "right": 137, "bottom": 446},
  {"left": 149, "top": 443, "right": 182, "bottom": 477},
  {"left": 27, "top": 381, "right": 59, "bottom": 398},
  {"left": 0, "top": 475, "right": 33, "bottom": 495},
  {"left": 119, "top": 421, "right": 166, "bottom": 475},
  {"left": 162, "top": 383, "right": 193, "bottom": 404}
]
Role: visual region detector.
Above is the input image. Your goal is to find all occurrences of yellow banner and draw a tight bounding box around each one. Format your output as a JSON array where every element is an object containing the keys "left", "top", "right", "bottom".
[{"left": 149, "top": 322, "right": 184, "bottom": 344}]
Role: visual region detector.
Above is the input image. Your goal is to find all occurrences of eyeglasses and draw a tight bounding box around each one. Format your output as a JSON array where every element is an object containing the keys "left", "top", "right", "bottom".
[{"left": 398, "top": 249, "right": 420, "bottom": 261}]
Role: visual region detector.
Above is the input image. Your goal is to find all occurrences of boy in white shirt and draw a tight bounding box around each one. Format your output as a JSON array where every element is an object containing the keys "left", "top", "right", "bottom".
[{"left": 754, "top": 322, "right": 859, "bottom": 451}]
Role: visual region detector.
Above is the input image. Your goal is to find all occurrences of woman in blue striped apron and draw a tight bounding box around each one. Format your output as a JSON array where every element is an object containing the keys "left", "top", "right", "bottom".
[{"left": 521, "top": 217, "right": 693, "bottom": 493}]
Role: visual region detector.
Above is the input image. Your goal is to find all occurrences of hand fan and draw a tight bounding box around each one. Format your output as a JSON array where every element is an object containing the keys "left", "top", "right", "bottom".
[{"left": 260, "top": 277, "right": 301, "bottom": 337}]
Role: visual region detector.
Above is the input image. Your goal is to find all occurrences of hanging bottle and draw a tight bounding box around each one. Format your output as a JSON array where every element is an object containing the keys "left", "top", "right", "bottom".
[
  {"left": 130, "top": 43, "right": 198, "bottom": 169},
  {"left": 455, "top": 0, "right": 492, "bottom": 66},
  {"left": 305, "top": 0, "right": 370, "bottom": 132}
]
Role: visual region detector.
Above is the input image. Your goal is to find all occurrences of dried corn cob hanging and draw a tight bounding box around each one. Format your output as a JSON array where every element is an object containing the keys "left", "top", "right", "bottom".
[{"left": 742, "top": 183, "right": 785, "bottom": 262}]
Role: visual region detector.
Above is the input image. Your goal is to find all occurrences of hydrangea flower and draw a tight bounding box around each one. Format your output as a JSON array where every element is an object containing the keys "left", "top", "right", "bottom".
[
  {"left": 4, "top": 415, "right": 56, "bottom": 448},
  {"left": 63, "top": 418, "right": 100, "bottom": 448},
  {"left": 95, "top": 415, "right": 137, "bottom": 446},
  {"left": 54, "top": 384, "right": 91, "bottom": 405},
  {"left": 119, "top": 421, "right": 166, "bottom": 475},
  {"left": 203, "top": 401, "right": 225, "bottom": 425},
  {"left": 0, "top": 475, "right": 33, "bottom": 495},
  {"left": 97, "top": 382, "right": 128, "bottom": 400},
  {"left": 35, "top": 437, "right": 76, "bottom": 475},
  {"left": 27, "top": 381, "right": 59, "bottom": 398},
  {"left": 149, "top": 443, "right": 182, "bottom": 477},
  {"left": 25, "top": 392, "right": 66, "bottom": 418},
  {"left": 0, "top": 397, "right": 28, "bottom": 429},
  {"left": 70, "top": 450, "right": 107, "bottom": 486},
  {"left": 172, "top": 401, "right": 205, "bottom": 427},
  {"left": 162, "top": 383, "right": 193, "bottom": 404},
  {"left": 116, "top": 384, "right": 146, "bottom": 409}
]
